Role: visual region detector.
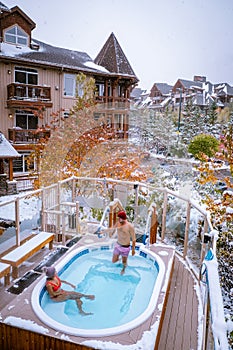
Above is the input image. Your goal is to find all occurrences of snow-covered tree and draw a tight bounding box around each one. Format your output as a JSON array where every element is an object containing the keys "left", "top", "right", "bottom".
[{"left": 129, "top": 108, "right": 181, "bottom": 156}]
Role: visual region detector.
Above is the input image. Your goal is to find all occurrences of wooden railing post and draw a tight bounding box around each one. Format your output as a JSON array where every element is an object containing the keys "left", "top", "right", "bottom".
[
  {"left": 161, "top": 191, "right": 168, "bottom": 242},
  {"left": 150, "top": 205, "right": 158, "bottom": 244},
  {"left": 134, "top": 183, "right": 139, "bottom": 225},
  {"left": 76, "top": 201, "right": 80, "bottom": 234}
]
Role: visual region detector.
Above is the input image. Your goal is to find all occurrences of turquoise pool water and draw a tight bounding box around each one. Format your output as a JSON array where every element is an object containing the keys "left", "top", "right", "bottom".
[{"left": 32, "top": 243, "right": 165, "bottom": 336}]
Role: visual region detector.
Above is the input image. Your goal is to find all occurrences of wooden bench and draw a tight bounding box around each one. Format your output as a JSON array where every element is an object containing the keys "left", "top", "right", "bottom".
[
  {"left": 0, "top": 232, "right": 54, "bottom": 279},
  {"left": 0, "top": 262, "right": 11, "bottom": 286}
]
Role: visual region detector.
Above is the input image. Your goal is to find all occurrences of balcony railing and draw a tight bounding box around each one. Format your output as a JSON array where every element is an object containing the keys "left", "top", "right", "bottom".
[
  {"left": 8, "top": 128, "right": 51, "bottom": 144},
  {"left": 95, "top": 96, "right": 130, "bottom": 109},
  {"left": 7, "top": 83, "right": 53, "bottom": 108}
]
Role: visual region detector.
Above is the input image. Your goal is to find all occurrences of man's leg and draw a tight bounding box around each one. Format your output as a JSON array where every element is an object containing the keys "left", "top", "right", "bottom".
[
  {"left": 121, "top": 256, "right": 127, "bottom": 275},
  {"left": 112, "top": 252, "right": 120, "bottom": 263}
]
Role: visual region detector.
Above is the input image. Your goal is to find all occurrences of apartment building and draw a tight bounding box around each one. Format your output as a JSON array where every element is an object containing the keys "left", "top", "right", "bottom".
[{"left": 0, "top": 3, "right": 138, "bottom": 194}]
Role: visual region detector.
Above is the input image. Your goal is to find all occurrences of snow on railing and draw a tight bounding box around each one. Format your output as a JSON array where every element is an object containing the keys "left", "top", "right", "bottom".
[
  {"left": 0, "top": 176, "right": 229, "bottom": 349},
  {"left": 201, "top": 242, "right": 229, "bottom": 350}
]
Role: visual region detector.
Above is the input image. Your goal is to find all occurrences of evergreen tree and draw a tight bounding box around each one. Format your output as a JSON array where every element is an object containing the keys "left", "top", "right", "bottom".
[{"left": 180, "top": 99, "right": 205, "bottom": 144}]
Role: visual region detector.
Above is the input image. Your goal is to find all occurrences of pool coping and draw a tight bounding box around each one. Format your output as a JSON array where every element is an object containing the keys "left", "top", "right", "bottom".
[{"left": 0, "top": 235, "right": 175, "bottom": 348}]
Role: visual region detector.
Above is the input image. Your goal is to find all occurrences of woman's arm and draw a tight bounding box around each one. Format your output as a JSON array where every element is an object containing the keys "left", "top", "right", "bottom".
[{"left": 60, "top": 280, "right": 76, "bottom": 289}]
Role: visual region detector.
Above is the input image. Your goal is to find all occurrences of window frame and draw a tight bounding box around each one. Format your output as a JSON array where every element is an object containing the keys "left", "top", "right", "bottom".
[
  {"left": 64, "top": 74, "right": 76, "bottom": 97},
  {"left": 15, "top": 66, "right": 38, "bottom": 85},
  {"left": 15, "top": 110, "right": 38, "bottom": 130},
  {"left": 4, "top": 25, "right": 28, "bottom": 46}
]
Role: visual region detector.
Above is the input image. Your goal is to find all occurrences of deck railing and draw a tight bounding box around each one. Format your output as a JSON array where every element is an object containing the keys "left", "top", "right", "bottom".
[{"left": 0, "top": 176, "right": 229, "bottom": 349}]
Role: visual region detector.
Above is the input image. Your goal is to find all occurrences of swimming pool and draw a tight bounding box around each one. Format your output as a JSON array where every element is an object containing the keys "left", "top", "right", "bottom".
[{"left": 31, "top": 242, "right": 165, "bottom": 337}]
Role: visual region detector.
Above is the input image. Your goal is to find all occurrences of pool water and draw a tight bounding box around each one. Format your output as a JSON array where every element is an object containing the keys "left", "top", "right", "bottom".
[{"left": 40, "top": 249, "right": 159, "bottom": 329}]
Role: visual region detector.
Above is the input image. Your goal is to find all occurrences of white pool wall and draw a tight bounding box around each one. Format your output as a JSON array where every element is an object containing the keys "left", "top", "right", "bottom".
[{"left": 31, "top": 242, "right": 165, "bottom": 337}]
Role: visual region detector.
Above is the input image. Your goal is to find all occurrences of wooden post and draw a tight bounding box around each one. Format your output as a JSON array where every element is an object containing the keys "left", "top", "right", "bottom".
[
  {"left": 76, "top": 201, "right": 80, "bottom": 234},
  {"left": 161, "top": 191, "right": 168, "bottom": 242},
  {"left": 8, "top": 159, "right": 13, "bottom": 181},
  {"left": 15, "top": 197, "right": 20, "bottom": 246},
  {"left": 113, "top": 210, "right": 117, "bottom": 226},
  {"left": 109, "top": 207, "right": 113, "bottom": 228},
  {"left": 183, "top": 201, "right": 191, "bottom": 259},
  {"left": 150, "top": 205, "right": 158, "bottom": 244},
  {"left": 134, "top": 183, "right": 139, "bottom": 225}
]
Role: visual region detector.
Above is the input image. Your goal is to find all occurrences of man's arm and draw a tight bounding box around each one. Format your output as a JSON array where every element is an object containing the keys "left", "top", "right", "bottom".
[{"left": 130, "top": 224, "right": 136, "bottom": 255}]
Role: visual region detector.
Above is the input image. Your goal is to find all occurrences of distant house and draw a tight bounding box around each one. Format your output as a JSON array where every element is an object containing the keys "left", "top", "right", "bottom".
[
  {"left": 0, "top": 3, "right": 138, "bottom": 191},
  {"left": 172, "top": 76, "right": 233, "bottom": 111},
  {"left": 149, "top": 83, "right": 173, "bottom": 110},
  {"left": 133, "top": 75, "right": 233, "bottom": 113},
  {"left": 214, "top": 83, "right": 233, "bottom": 105}
]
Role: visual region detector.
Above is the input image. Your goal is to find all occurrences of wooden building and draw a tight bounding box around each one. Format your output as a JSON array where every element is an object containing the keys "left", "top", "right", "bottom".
[{"left": 0, "top": 3, "right": 138, "bottom": 189}]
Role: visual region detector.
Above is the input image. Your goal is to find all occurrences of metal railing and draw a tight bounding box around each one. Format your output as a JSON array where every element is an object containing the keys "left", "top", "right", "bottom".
[{"left": 0, "top": 176, "right": 229, "bottom": 349}]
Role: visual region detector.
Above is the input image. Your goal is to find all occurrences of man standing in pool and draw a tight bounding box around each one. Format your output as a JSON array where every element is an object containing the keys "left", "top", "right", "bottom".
[
  {"left": 102, "top": 210, "right": 136, "bottom": 275},
  {"left": 44, "top": 266, "right": 95, "bottom": 315}
]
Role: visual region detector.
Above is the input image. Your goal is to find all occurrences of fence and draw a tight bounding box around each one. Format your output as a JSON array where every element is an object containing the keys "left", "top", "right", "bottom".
[{"left": 0, "top": 175, "right": 229, "bottom": 349}]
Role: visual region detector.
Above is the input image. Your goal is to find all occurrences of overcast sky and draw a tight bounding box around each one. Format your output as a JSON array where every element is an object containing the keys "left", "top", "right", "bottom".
[{"left": 3, "top": 0, "right": 233, "bottom": 89}]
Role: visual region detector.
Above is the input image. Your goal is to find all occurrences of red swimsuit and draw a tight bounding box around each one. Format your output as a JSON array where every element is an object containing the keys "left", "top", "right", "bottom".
[{"left": 46, "top": 276, "right": 61, "bottom": 292}]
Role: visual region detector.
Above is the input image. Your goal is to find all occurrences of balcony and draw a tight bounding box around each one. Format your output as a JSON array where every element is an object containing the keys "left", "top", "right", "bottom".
[
  {"left": 95, "top": 96, "right": 130, "bottom": 109},
  {"left": 8, "top": 128, "right": 51, "bottom": 144},
  {"left": 7, "top": 83, "right": 53, "bottom": 108}
]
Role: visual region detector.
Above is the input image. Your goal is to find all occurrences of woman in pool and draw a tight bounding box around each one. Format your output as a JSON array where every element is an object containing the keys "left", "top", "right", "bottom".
[{"left": 44, "top": 266, "right": 95, "bottom": 315}]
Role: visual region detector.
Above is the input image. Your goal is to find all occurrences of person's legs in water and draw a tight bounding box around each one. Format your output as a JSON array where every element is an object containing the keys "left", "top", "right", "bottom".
[
  {"left": 61, "top": 291, "right": 95, "bottom": 315},
  {"left": 121, "top": 256, "right": 128, "bottom": 275},
  {"left": 112, "top": 243, "right": 130, "bottom": 274}
]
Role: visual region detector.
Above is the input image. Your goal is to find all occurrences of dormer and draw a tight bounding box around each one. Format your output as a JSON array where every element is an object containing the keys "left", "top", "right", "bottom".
[
  {"left": 4, "top": 24, "right": 28, "bottom": 46},
  {"left": 0, "top": 4, "right": 36, "bottom": 48}
]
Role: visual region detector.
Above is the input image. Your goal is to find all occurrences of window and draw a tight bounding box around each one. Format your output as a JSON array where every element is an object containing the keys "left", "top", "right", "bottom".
[
  {"left": 15, "top": 110, "right": 38, "bottom": 129},
  {"left": 4, "top": 25, "right": 28, "bottom": 46},
  {"left": 13, "top": 152, "right": 35, "bottom": 173},
  {"left": 96, "top": 83, "right": 105, "bottom": 96},
  {"left": 64, "top": 74, "right": 76, "bottom": 97},
  {"left": 15, "top": 67, "right": 38, "bottom": 85}
]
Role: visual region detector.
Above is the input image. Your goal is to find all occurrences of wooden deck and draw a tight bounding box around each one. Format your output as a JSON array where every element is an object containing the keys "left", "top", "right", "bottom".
[
  {"left": 0, "top": 237, "right": 199, "bottom": 350},
  {"left": 158, "top": 254, "right": 199, "bottom": 350}
]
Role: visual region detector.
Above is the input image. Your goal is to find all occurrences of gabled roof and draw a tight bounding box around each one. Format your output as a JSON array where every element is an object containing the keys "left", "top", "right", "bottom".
[
  {"left": 214, "top": 83, "right": 233, "bottom": 96},
  {"left": 94, "top": 32, "right": 138, "bottom": 80},
  {"left": 0, "top": 39, "right": 110, "bottom": 74},
  {"left": 151, "top": 83, "right": 173, "bottom": 95},
  {"left": 179, "top": 78, "right": 203, "bottom": 89},
  {"left": 0, "top": 37, "right": 139, "bottom": 80},
  {"left": 0, "top": 4, "right": 36, "bottom": 30},
  {"left": 0, "top": 2, "right": 10, "bottom": 12},
  {"left": 130, "top": 87, "right": 143, "bottom": 99},
  {"left": 0, "top": 133, "right": 20, "bottom": 158}
]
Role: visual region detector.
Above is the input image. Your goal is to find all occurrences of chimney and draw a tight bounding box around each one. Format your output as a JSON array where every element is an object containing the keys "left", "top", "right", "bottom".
[{"left": 194, "top": 76, "right": 206, "bottom": 83}]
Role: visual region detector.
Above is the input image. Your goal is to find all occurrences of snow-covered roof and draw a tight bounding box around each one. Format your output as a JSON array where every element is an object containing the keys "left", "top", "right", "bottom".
[
  {"left": 160, "top": 96, "right": 171, "bottom": 107},
  {"left": 0, "top": 133, "right": 20, "bottom": 158},
  {"left": 179, "top": 79, "right": 203, "bottom": 90},
  {"left": 152, "top": 83, "right": 173, "bottom": 95},
  {"left": 0, "top": 1, "right": 10, "bottom": 12},
  {"left": 0, "top": 40, "right": 110, "bottom": 75}
]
